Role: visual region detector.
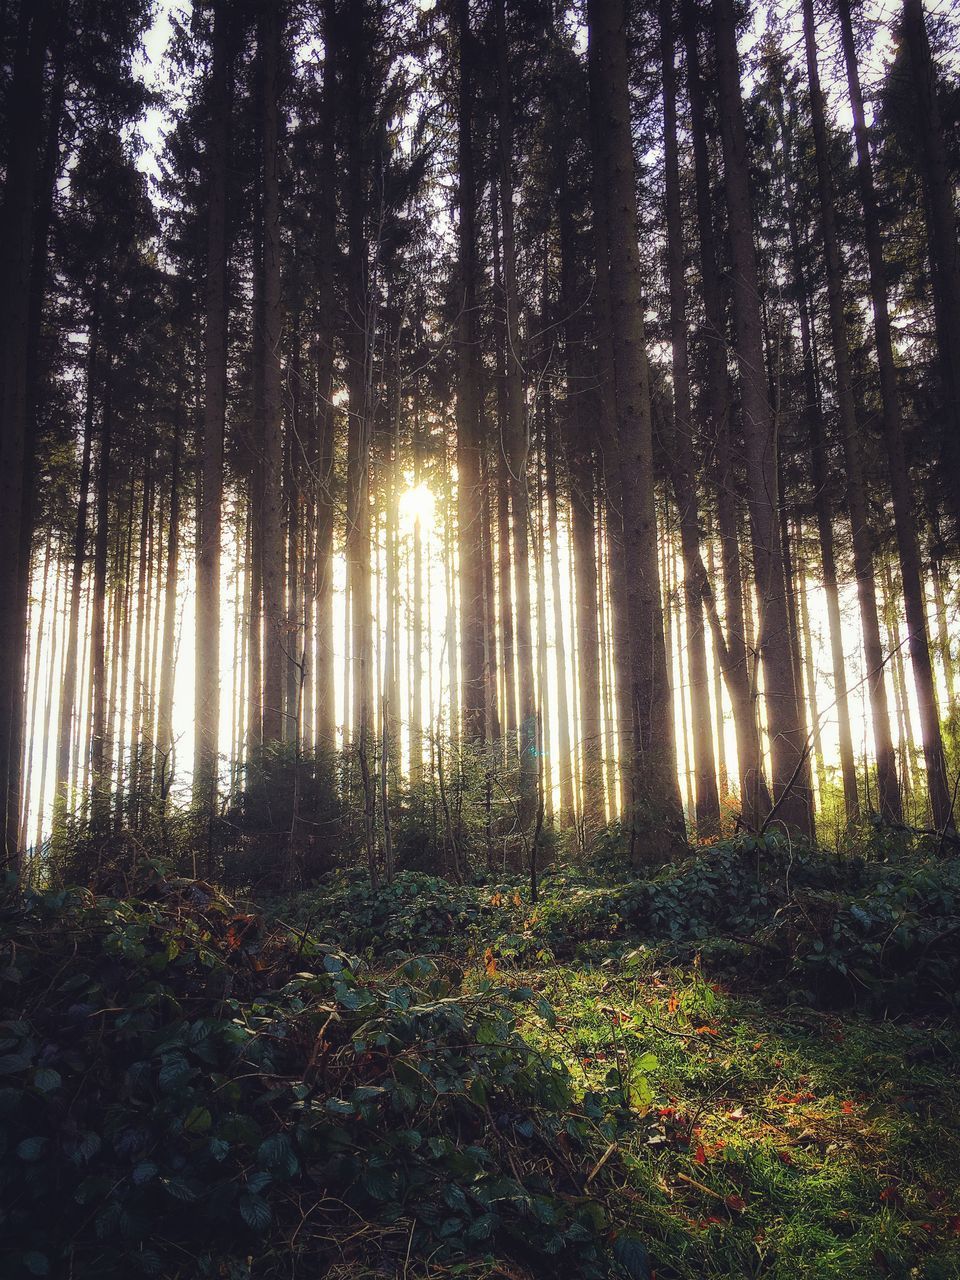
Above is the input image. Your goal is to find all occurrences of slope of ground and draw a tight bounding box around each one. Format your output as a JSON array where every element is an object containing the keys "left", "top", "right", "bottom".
[{"left": 2, "top": 838, "right": 959, "bottom": 1278}]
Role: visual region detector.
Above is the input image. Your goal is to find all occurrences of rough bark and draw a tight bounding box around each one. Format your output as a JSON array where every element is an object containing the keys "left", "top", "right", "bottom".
[
  {"left": 901, "top": 0, "right": 960, "bottom": 529},
  {"left": 836, "top": 0, "right": 951, "bottom": 829},
  {"left": 801, "top": 0, "right": 901, "bottom": 822},
  {"left": 588, "top": 0, "right": 684, "bottom": 858},
  {"left": 493, "top": 0, "right": 535, "bottom": 811},
  {"left": 682, "top": 0, "right": 770, "bottom": 826},
  {"left": 259, "top": 0, "right": 285, "bottom": 748},
  {"left": 713, "top": 0, "right": 811, "bottom": 834},
  {"left": 660, "top": 0, "right": 720, "bottom": 838},
  {"left": 194, "top": 0, "right": 231, "bottom": 813}
]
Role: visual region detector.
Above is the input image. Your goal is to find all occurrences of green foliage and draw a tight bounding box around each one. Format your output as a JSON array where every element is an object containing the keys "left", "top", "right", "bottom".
[
  {"left": 278, "top": 868, "right": 510, "bottom": 954},
  {"left": 0, "top": 871, "right": 633, "bottom": 1278},
  {"left": 281, "top": 840, "right": 960, "bottom": 1015}
]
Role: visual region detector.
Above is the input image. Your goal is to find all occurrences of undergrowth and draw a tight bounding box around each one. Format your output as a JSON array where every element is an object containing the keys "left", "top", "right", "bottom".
[
  {"left": 0, "top": 873, "right": 637, "bottom": 1279},
  {"left": 279, "top": 837, "right": 960, "bottom": 1015},
  {"left": 3, "top": 837, "right": 960, "bottom": 1278}
]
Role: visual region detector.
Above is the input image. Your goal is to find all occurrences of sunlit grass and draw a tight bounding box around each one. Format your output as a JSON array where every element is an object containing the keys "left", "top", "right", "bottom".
[{"left": 499, "top": 953, "right": 960, "bottom": 1279}]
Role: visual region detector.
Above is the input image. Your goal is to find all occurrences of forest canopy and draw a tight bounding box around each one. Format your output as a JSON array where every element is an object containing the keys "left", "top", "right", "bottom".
[{"left": 1, "top": 0, "right": 959, "bottom": 878}]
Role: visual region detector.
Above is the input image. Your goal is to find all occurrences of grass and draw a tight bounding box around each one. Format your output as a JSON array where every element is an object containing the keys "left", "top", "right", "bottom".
[{"left": 488, "top": 947, "right": 960, "bottom": 1279}]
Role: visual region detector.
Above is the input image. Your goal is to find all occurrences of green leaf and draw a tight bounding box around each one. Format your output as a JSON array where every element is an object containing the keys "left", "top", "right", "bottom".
[
  {"left": 33, "top": 1068, "right": 61, "bottom": 1093},
  {"left": 183, "top": 1106, "right": 211, "bottom": 1134},
  {"left": 239, "top": 1193, "right": 271, "bottom": 1232},
  {"left": 158, "top": 1057, "right": 191, "bottom": 1091},
  {"left": 17, "top": 1136, "right": 46, "bottom": 1162},
  {"left": 137, "top": 1249, "right": 163, "bottom": 1275},
  {"left": 325, "top": 1097, "right": 356, "bottom": 1118},
  {"left": 71, "top": 1131, "right": 102, "bottom": 1164},
  {"left": 0, "top": 1052, "right": 32, "bottom": 1074},
  {"left": 333, "top": 981, "right": 362, "bottom": 1010},
  {"left": 466, "top": 1212, "right": 497, "bottom": 1241},
  {"left": 257, "top": 1132, "right": 298, "bottom": 1177},
  {"left": 361, "top": 1165, "right": 396, "bottom": 1201},
  {"left": 132, "top": 1161, "right": 158, "bottom": 1185},
  {"left": 163, "top": 1177, "right": 197, "bottom": 1202},
  {"left": 613, "top": 1232, "right": 651, "bottom": 1279},
  {"left": 21, "top": 1252, "right": 50, "bottom": 1276},
  {"left": 351, "top": 1085, "right": 386, "bottom": 1104}
]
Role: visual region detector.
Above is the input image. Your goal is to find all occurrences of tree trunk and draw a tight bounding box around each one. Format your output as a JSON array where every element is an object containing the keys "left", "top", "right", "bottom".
[
  {"left": 194, "top": 0, "right": 230, "bottom": 814},
  {"left": 53, "top": 301, "right": 98, "bottom": 831},
  {"left": 588, "top": 0, "right": 684, "bottom": 859},
  {"left": 156, "top": 375, "right": 183, "bottom": 804},
  {"left": 89, "top": 371, "right": 113, "bottom": 830},
  {"left": 491, "top": 195, "right": 517, "bottom": 755},
  {"left": 34, "top": 551, "right": 63, "bottom": 850},
  {"left": 901, "top": 0, "right": 960, "bottom": 530},
  {"left": 558, "top": 170, "right": 604, "bottom": 836},
  {"left": 260, "top": 0, "right": 285, "bottom": 749},
  {"left": 835, "top": 0, "right": 951, "bottom": 829},
  {"left": 314, "top": 12, "right": 338, "bottom": 755},
  {"left": 545, "top": 385, "right": 575, "bottom": 831},
  {"left": 801, "top": 0, "right": 900, "bottom": 824},
  {"left": 587, "top": 38, "right": 634, "bottom": 822},
  {"left": 682, "top": 1, "right": 770, "bottom": 826},
  {"left": 781, "top": 157, "right": 861, "bottom": 822},
  {"left": 493, "top": 0, "right": 535, "bottom": 813},
  {"left": 713, "top": 0, "right": 810, "bottom": 835},
  {"left": 660, "top": 0, "right": 720, "bottom": 838},
  {"left": 0, "top": 0, "right": 51, "bottom": 859},
  {"left": 451, "top": 0, "right": 488, "bottom": 748}
]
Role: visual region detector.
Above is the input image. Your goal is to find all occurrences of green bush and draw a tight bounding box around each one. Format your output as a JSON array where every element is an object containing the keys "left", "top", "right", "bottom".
[{"left": 0, "top": 873, "right": 631, "bottom": 1278}]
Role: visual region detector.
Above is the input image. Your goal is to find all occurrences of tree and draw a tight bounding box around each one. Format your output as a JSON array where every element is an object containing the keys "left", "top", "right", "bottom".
[
  {"left": 588, "top": 0, "right": 684, "bottom": 858},
  {"left": 659, "top": 0, "right": 720, "bottom": 839},
  {"left": 800, "top": 0, "right": 901, "bottom": 823},
  {"left": 194, "top": 0, "right": 233, "bottom": 817},
  {"left": 836, "top": 0, "right": 953, "bottom": 830},
  {"left": 713, "top": 0, "right": 811, "bottom": 835}
]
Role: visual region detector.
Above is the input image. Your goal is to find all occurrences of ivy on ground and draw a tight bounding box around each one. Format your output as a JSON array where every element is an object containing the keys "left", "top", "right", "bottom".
[{"left": 0, "top": 874, "right": 640, "bottom": 1279}]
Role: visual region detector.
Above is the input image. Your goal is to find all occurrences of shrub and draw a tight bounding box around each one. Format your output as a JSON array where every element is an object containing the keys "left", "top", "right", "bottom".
[{"left": 0, "top": 873, "right": 630, "bottom": 1278}]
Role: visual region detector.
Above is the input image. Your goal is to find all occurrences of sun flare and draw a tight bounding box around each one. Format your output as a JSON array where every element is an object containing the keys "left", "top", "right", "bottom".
[{"left": 398, "top": 481, "right": 436, "bottom": 532}]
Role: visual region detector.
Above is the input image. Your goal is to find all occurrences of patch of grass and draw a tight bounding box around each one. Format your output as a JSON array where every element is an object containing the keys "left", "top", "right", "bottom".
[{"left": 503, "top": 948, "right": 960, "bottom": 1278}]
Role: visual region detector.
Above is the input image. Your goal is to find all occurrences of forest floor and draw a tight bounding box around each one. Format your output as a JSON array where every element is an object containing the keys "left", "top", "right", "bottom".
[
  {"left": 508, "top": 952, "right": 960, "bottom": 1278},
  {"left": 3, "top": 840, "right": 960, "bottom": 1278}
]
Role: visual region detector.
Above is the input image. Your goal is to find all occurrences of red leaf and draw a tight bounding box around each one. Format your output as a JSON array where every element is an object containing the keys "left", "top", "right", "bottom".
[
  {"left": 724, "top": 1193, "right": 747, "bottom": 1213},
  {"left": 694, "top": 1144, "right": 707, "bottom": 1165}
]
